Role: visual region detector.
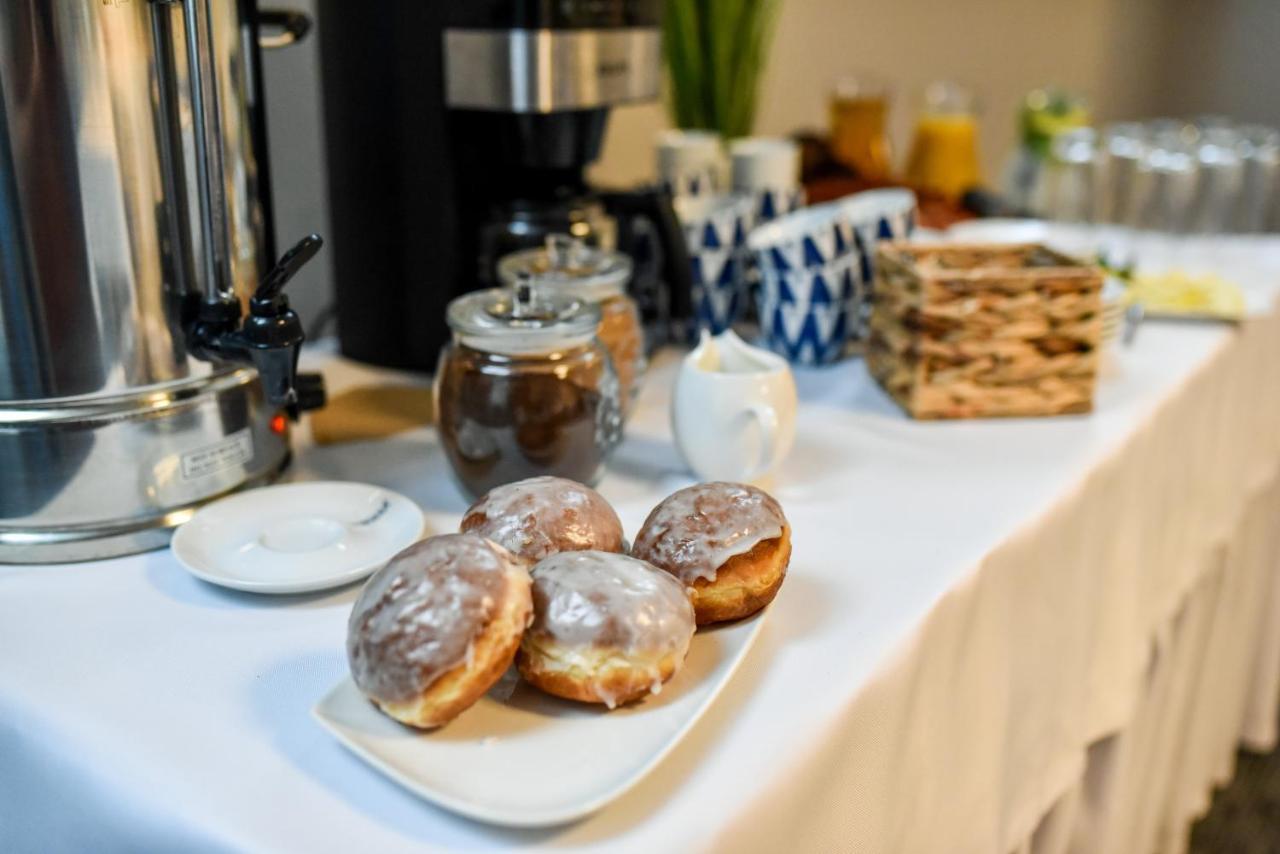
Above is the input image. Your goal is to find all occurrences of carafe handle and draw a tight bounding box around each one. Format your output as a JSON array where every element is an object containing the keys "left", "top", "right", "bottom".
[{"left": 598, "top": 187, "right": 694, "bottom": 346}]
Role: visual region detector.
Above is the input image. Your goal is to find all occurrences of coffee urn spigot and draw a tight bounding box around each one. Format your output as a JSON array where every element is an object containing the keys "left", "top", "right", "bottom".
[{"left": 187, "top": 234, "right": 323, "bottom": 409}]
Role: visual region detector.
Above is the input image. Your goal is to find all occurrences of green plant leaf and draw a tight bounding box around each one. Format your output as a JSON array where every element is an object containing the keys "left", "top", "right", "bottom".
[{"left": 663, "top": 0, "right": 780, "bottom": 137}]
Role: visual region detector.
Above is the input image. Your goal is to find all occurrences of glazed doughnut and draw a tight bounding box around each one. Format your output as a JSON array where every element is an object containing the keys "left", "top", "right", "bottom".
[
  {"left": 460, "top": 476, "right": 625, "bottom": 563},
  {"left": 518, "top": 550, "right": 695, "bottom": 708},
  {"left": 346, "top": 533, "right": 532, "bottom": 728},
  {"left": 631, "top": 482, "right": 791, "bottom": 625}
]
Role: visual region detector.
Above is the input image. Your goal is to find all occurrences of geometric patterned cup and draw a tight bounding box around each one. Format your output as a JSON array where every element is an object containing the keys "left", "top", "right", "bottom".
[
  {"left": 747, "top": 201, "right": 858, "bottom": 276},
  {"left": 758, "top": 252, "right": 861, "bottom": 365},
  {"left": 657, "top": 129, "right": 724, "bottom": 200},
  {"left": 675, "top": 194, "right": 756, "bottom": 335},
  {"left": 745, "top": 190, "right": 917, "bottom": 365},
  {"left": 747, "top": 185, "right": 806, "bottom": 225},
  {"left": 738, "top": 186, "right": 805, "bottom": 295},
  {"left": 833, "top": 188, "right": 918, "bottom": 289},
  {"left": 730, "top": 137, "right": 803, "bottom": 224},
  {"left": 746, "top": 200, "right": 863, "bottom": 365}
]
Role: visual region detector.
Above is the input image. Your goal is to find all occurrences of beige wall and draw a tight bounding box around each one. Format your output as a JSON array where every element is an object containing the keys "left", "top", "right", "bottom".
[
  {"left": 1152, "top": 0, "right": 1280, "bottom": 126},
  {"left": 592, "top": 0, "right": 1173, "bottom": 187}
]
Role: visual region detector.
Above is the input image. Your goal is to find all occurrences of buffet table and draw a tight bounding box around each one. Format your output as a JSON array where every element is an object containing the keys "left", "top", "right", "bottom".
[{"left": 4, "top": 232, "right": 1280, "bottom": 854}]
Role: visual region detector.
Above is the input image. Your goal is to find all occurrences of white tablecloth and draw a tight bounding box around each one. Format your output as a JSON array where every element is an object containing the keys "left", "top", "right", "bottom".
[{"left": 4, "top": 231, "right": 1280, "bottom": 854}]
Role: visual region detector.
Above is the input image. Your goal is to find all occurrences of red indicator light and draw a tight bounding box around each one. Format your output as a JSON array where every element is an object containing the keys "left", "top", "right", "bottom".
[{"left": 270, "top": 413, "right": 287, "bottom": 435}]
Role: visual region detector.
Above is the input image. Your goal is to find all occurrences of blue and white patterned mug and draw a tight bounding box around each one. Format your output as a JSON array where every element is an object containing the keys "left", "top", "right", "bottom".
[
  {"left": 834, "top": 188, "right": 918, "bottom": 287},
  {"left": 746, "top": 201, "right": 858, "bottom": 274},
  {"left": 748, "top": 185, "right": 806, "bottom": 224},
  {"left": 758, "top": 252, "right": 861, "bottom": 365},
  {"left": 729, "top": 136, "right": 804, "bottom": 235},
  {"left": 657, "top": 129, "right": 724, "bottom": 199},
  {"left": 676, "top": 194, "right": 755, "bottom": 335}
]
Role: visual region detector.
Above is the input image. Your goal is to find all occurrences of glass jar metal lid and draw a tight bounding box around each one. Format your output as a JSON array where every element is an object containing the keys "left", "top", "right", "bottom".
[
  {"left": 497, "top": 234, "right": 633, "bottom": 303},
  {"left": 446, "top": 281, "right": 601, "bottom": 356}
]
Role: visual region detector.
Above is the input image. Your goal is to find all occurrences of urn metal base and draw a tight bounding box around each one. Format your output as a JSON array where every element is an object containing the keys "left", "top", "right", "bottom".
[{"left": 0, "top": 370, "right": 291, "bottom": 564}]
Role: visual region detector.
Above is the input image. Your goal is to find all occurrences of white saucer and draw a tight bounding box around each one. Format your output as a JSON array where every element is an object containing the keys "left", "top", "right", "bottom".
[{"left": 171, "top": 481, "right": 426, "bottom": 594}]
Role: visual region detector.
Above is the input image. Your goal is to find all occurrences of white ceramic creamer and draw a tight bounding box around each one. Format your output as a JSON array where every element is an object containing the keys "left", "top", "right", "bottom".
[{"left": 671, "top": 330, "right": 798, "bottom": 483}]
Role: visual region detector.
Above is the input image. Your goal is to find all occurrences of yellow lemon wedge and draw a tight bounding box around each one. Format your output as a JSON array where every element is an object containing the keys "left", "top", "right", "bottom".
[{"left": 1128, "top": 271, "right": 1246, "bottom": 321}]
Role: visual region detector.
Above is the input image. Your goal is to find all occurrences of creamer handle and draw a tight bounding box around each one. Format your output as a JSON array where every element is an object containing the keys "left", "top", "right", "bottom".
[{"left": 743, "top": 403, "right": 780, "bottom": 482}]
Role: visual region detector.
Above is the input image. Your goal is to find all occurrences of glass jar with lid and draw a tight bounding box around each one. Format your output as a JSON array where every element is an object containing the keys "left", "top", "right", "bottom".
[
  {"left": 435, "top": 281, "right": 622, "bottom": 498},
  {"left": 498, "top": 235, "right": 646, "bottom": 417}
]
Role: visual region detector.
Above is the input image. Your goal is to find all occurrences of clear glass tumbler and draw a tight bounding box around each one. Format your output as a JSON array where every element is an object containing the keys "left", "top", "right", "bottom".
[
  {"left": 1236, "top": 126, "right": 1280, "bottom": 233},
  {"left": 1188, "top": 126, "right": 1244, "bottom": 234},
  {"left": 829, "top": 75, "right": 893, "bottom": 181}
]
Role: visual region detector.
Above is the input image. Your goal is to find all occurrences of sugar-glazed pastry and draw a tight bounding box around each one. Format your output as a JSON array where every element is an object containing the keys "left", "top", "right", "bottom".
[
  {"left": 631, "top": 482, "right": 790, "bottom": 625},
  {"left": 460, "top": 475, "right": 625, "bottom": 563},
  {"left": 518, "top": 550, "right": 696, "bottom": 708},
  {"left": 346, "top": 533, "right": 532, "bottom": 728}
]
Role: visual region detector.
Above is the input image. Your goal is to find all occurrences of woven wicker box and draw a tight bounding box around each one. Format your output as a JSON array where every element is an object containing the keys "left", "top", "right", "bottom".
[{"left": 867, "top": 243, "right": 1103, "bottom": 419}]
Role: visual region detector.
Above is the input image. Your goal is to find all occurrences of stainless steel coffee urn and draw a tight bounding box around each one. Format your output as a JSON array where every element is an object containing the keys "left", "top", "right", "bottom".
[{"left": 0, "top": 0, "right": 322, "bottom": 563}]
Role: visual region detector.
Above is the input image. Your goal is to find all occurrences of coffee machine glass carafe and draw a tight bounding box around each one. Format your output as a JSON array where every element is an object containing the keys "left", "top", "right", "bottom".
[
  {"left": 477, "top": 195, "right": 617, "bottom": 284},
  {"left": 475, "top": 188, "right": 690, "bottom": 349}
]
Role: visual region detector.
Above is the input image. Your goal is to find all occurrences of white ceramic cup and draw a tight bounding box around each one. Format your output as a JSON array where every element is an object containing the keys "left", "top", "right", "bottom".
[
  {"left": 657, "top": 130, "right": 724, "bottom": 197},
  {"left": 730, "top": 137, "right": 801, "bottom": 194},
  {"left": 672, "top": 329, "right": 797, "bottom": 482}
]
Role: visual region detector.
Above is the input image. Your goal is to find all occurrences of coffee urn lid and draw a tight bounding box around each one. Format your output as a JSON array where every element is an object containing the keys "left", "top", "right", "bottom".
[
  {"left": 446, "top": 281, "right": 601, "bottom": 356},
  {"left": 497, "top": 234, "right": 633, "bottom": 303}
]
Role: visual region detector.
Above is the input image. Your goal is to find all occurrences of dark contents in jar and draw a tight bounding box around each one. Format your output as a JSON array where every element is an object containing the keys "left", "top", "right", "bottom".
[{"left": 437, "top": 344, "right": 619, "bottom": 497}]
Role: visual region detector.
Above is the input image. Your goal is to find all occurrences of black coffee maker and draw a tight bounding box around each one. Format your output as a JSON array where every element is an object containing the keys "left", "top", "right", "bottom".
[{"left": 317, "top": 0, "right": 691, "bottom": 371}]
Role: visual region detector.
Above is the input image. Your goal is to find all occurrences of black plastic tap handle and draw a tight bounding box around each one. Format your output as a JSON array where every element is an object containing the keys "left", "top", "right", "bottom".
[{"left": 256, "top": 233, "right": 324, "bottom": 307}]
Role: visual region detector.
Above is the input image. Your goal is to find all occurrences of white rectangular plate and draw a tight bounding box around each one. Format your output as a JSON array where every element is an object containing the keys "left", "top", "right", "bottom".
[{"left": 313, "top": 611, "right": 766, "bottom": 827}]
